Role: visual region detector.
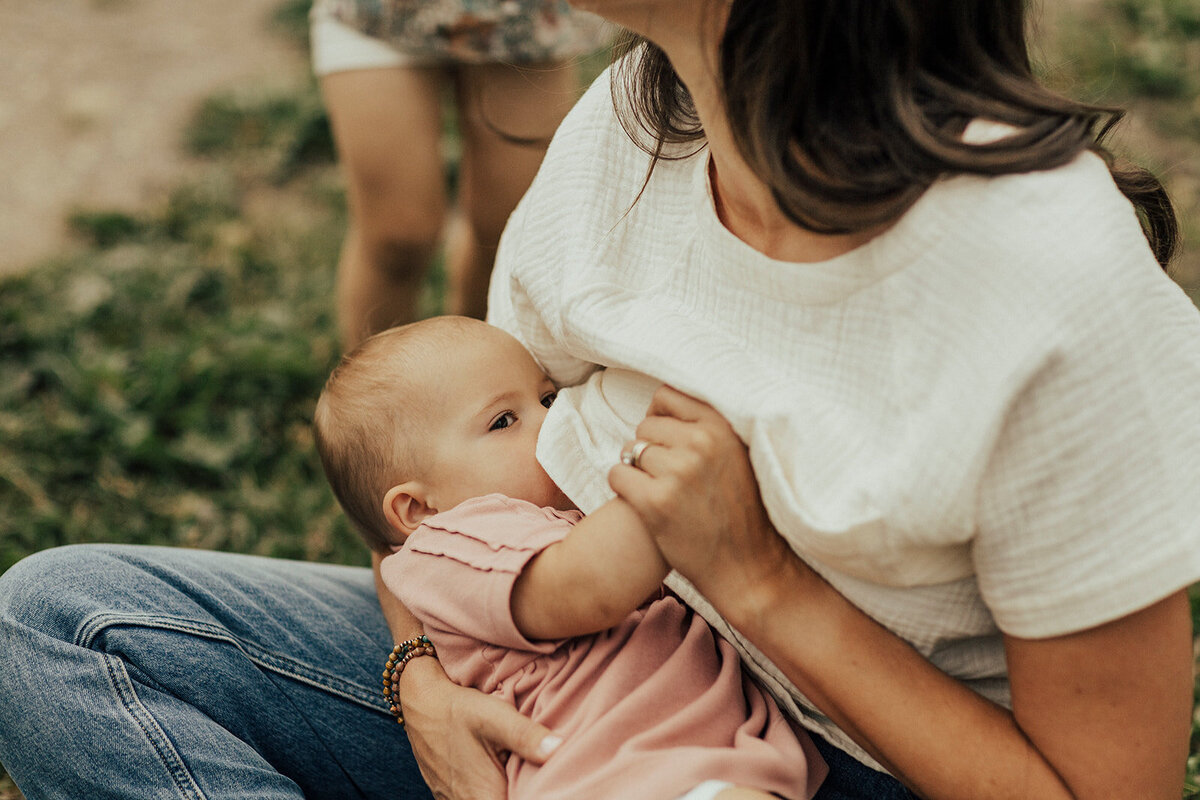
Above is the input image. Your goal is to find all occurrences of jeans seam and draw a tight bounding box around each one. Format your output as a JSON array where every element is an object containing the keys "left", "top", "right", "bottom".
[
  {"left": 76, "top": 612, "right": 386, "bottom": 713},
  {"left": 102, "top": 652, "right": 207, "bottom": 800}
]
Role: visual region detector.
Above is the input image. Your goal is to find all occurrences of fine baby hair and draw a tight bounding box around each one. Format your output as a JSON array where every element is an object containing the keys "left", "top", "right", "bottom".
[{"left": 314, "top": 315, "right": 488, "bottom": 553}]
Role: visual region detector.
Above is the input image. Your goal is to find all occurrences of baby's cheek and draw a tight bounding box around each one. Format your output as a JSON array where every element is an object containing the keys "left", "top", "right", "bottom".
[{"left": 535, "top": 469, "right": 562, "bottom": 507}]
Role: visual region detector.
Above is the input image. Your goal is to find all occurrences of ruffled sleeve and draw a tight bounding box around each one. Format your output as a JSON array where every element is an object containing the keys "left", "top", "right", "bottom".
[{"left": 381, "top": 495, "right": 581, "bottom": 652}]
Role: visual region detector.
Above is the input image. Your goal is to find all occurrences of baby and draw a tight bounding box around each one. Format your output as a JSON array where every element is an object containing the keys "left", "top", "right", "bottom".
[{"left": 313, "top": 316, "right": 825, "bottom": 800}]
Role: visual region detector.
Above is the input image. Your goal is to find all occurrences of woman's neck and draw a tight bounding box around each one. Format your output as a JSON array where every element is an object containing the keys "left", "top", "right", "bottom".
[{"left": 666, "top": 37, "right": 889, "bottom": 263}]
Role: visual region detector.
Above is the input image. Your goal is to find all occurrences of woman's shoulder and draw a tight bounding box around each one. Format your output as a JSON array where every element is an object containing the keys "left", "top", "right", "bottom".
[
  {"left": 546, "top": 54, "right": 697, "bottom": 159},
  {"left": 889, "top": 144, "right": 1196, "bottom": 404},
  {"left": 917, "top": 143, "right": 1157, "bottom": 295},
  {"left": 495, "top": 58, "right": 703, "bottom": 309},
  {"left": 524, "top": 58, "right": 698, "bottom": 221},
  {"left": 500, "top": 65, "right": 643, "bottom": 254},
  {"left": 547, "top": 63, "right": 619, "bottom": 142}
]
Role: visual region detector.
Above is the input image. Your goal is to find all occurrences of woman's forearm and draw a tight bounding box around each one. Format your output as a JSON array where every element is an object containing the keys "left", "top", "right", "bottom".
[
  {"left": 610, "top": 386, "right": 1190, "bottom": 799},
  {"left": 727, "top": 557, "right": 1064, "bottom": 798},
  {"left": 720, "top": 553, "right": 1190, "bottom": 800}
]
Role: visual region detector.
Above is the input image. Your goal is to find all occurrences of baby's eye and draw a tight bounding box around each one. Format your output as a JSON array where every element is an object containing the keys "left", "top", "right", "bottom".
[
  {"left": 489, "top": 412, "right": 517, "bottom": 431},
  {"left": 541, "top": 392, "right": 557, "bottom": 409}
]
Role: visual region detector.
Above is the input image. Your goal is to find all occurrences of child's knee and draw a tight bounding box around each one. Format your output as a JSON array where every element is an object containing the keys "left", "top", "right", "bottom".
[{"left": 360, "top": 235, "right": 441, "bottom": 283}]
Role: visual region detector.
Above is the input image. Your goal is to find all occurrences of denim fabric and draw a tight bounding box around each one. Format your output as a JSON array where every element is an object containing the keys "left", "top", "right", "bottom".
[
  {"left": 0, "top": 544, "right": 917, "bottom": 800},
  {"left": 811, "top": 733, "right": 917, "bottom": 800},
  {"left": 0, "top": 544, "right": 433, "bottom": 800}
]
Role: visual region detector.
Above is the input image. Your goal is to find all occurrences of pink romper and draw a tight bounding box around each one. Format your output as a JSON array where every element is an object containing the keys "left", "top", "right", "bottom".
[{"left": 381, "top": 494, "right": 826, "bottom": 800}]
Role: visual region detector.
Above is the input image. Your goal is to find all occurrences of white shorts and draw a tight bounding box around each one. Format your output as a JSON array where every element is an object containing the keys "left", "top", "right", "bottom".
[
  {"left": 309, "top": 0, "right": 610, "bottom": 77},
  {"left": 677, "top": 780, "right": 736, "bottom": 800},
  {"left": 310, "top": 7, "right": 424, "bottom": 76}
]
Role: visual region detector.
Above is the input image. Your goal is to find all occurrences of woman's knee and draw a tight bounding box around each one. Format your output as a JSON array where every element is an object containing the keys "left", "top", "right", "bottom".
[
  {"left": 1, "top": 545, "right": 97, "bottom": 611},
  {"left": 0, "top": 545, "right": 130, "bottom": 640}
]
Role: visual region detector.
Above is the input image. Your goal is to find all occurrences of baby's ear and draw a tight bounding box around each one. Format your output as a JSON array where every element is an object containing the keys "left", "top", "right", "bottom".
[{"left": 383, "top": 482, "right": 436, "bottom": 538}]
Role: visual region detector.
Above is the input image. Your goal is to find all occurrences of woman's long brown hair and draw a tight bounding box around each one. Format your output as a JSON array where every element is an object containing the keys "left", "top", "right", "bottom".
[{"left": 612, "top": 0, "right": 1178, "bottom": 268}]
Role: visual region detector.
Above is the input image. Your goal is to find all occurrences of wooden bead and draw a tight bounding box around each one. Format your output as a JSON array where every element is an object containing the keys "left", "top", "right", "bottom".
[{"left": 382, "top": 636, "right": 436, "bottom": 727}]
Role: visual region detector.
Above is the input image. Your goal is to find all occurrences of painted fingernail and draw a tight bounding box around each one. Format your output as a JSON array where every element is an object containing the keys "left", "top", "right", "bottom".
[{"left": 538, "top": 735, "right": 563, "bottom": 756}]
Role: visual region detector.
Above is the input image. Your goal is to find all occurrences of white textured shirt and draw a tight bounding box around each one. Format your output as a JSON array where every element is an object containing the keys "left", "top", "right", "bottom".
[{"left": 488, "top": 69, "right": 1200, "bottom": 768}]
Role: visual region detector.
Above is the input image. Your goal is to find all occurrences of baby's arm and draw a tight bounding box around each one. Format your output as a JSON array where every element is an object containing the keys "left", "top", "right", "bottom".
[{"left": 510, "top": 498, "right": 668, "bottom": 640}]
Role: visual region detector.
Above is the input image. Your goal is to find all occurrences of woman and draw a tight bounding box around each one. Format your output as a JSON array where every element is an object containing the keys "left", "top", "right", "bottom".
[
  {"left": 403, "top": 0, "right": 1200, "bottom": 798},
  {"left": 1, "top": 1, "right": 1196, "bottom": 798}
]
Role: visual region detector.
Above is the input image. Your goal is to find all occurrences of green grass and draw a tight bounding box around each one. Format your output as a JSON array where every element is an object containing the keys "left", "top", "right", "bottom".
[
  {"left": 0, "top": 24, "right": 373, "bottom": 794},
  {"left": 1048, "top": 0, "right": 1200, "bottom": 99},
  {"left": 1, "top": 1, "right": 1199, "bottom": 797},
  {"left": 1041, "top": 0, "right": 1200, "bottom": 305},
  {"left": 0, "top": 165, "right": 366, "bottom": 572}
]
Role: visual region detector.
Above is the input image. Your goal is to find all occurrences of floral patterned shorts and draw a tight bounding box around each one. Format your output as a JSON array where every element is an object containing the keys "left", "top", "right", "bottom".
[{"left": 310, "top": 0, "right": 610, "bottom": 69}]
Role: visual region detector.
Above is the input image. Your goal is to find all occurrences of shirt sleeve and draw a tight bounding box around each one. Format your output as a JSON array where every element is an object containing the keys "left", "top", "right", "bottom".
[
  {"left": 972, "top": 257, "right": 1200, "bottom": 638},
  {"left": 381, "top": 495, "right": 580, "bottom": 652}
]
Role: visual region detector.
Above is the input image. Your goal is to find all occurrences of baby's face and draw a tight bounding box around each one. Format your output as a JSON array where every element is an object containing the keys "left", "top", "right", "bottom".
[{"left": 419, "top": 327, "right": 574, "bottom": 513}]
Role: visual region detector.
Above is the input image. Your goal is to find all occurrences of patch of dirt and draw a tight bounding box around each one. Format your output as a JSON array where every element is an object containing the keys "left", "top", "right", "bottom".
[{"left": 0, "top": 0, "right": 307, "bottom": 274}]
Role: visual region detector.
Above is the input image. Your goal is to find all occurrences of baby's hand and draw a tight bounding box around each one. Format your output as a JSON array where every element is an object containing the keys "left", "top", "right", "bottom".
[{"left": 608, "top": 386, "right": 787, "bottom": 600}]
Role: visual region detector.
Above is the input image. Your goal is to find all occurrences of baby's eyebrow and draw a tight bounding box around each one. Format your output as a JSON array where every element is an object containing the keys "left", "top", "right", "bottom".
[{"left": 474, "top": 390, "right": 522, "bottom": 419}]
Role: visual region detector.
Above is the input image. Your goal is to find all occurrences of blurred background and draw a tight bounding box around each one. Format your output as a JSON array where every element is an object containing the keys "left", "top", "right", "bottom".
[{"left": 0, "top": 0, "right": 1197, "bottom": 797}]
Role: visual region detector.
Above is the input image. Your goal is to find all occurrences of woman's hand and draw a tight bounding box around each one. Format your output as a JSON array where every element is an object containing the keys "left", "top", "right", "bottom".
[
  {"left": 371, "top": 553, "right": 560, "bottom": 800},
  {"left": 607, "top": 385, "right": 795, "bottom": 617},
  {"left": 606, "top": 393, "right": 1192, "bottom": 800},
  {"left": 397, "top": 657, "right": 562, "bottom": 800}
]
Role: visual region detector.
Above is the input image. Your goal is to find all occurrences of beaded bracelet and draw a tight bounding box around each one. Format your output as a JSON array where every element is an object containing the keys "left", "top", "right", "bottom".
[{"left": 382, "top": 635, "right": 438, "bottom": 726}]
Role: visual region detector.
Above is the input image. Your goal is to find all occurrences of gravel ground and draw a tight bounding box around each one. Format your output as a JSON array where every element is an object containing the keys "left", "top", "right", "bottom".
[{"left": 0, "top": 0, "right": 306, "bottom": 275}]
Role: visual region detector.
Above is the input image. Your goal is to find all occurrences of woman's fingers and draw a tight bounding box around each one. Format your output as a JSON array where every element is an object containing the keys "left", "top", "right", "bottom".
[
  {"left": 633, "top": 415, "right": 698, "bottom": 451},
  {"left": 614, "top": 387, "right": 742, "bottom": 522},
  {"left": 611, "top": 385, "right": 783, "bottom": 597},
  {"left": 638, "top": 387, "right": 736, "bottom": 460},
  {"left": 646, "top": 384, "right": 722, "bottom": 423},
  {"left": 402, "top": 680, "right": 505, "bottom": 799},
  {"left": 402, "top": 669, "right": 559, "bottom": 800},
  {"left": 471, "top": 693, "right": 562, "bottom": 766},
  {"left": 624, "top": 413, "right": 734, "bottom": 482}
]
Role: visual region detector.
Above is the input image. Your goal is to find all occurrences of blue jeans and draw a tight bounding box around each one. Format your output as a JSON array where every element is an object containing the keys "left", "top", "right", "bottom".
[
  {"left": 0, "top": 544, "right": 912, "bottom": 799},
  {"left": 0, "top": 544, "right": 432, "bottom": 799},
  {"left": 810, "top": 734, "right": 917, "bottom": 800}
]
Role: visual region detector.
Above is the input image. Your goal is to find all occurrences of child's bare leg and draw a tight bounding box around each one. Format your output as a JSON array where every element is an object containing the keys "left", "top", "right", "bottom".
[
  {"left": 449, "top": 61, "right": 578, "bottom": 319},
  {"left": 320, "top": 66, "right": 448, "bottom": 348}
]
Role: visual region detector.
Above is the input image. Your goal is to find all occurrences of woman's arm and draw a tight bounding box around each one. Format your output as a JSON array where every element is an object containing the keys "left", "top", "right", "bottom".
[
  {"left": 609, "top": 387, "right": 1193, "bottom": 800},
  {"left": 510, "top": 499, "right": 668, "bottom": 640},
  {"left": 740, "top": 555, "right": 1191, "bottom": 800},
  {"left": 370, "top": 553, "right": 562, "bottom": 800}
]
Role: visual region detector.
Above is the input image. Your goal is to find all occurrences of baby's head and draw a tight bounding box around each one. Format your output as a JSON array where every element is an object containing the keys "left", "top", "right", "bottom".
[{"left": 314, "top": 316, "right": 572, "bottom": 553}]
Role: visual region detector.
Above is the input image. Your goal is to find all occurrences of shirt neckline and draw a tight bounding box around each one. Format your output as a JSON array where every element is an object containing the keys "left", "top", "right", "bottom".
[{"left": 691, "top": 149, "right": 947, "bottom": 306}]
